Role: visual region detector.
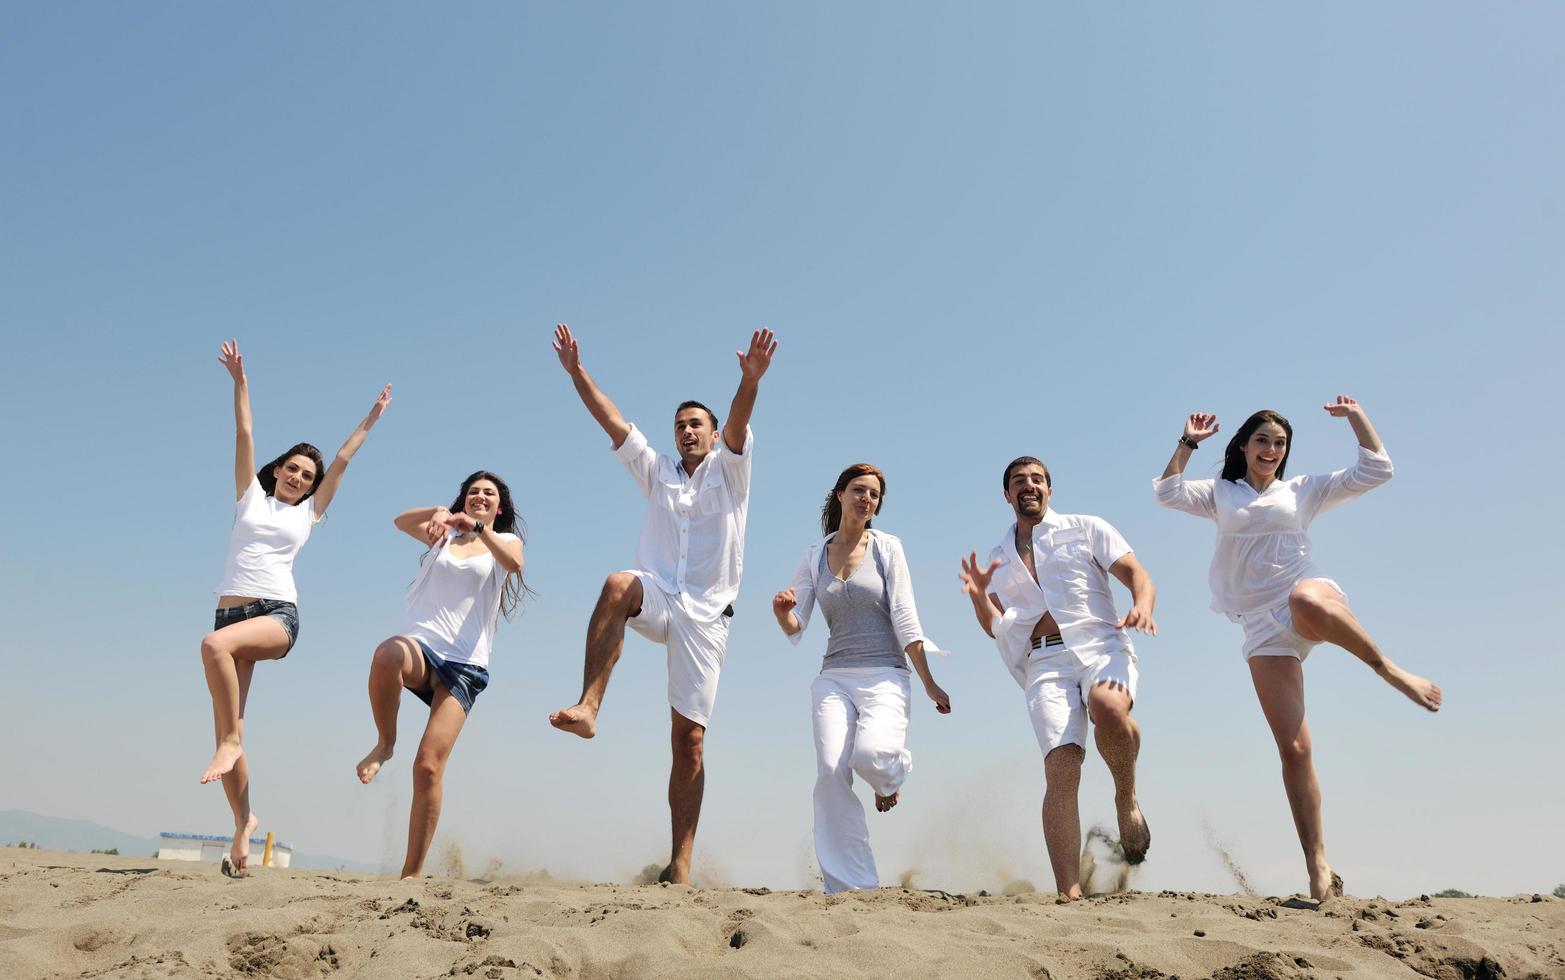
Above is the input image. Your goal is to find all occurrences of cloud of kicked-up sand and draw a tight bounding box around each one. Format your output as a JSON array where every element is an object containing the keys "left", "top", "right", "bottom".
[{"left": 1202, "top": 818, "right": 1257, "bottom": 896}]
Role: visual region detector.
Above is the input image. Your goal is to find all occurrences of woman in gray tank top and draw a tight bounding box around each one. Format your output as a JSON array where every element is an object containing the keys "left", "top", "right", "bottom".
[{"left": 772, "top": 463, "right": 951, "bottom": 893}]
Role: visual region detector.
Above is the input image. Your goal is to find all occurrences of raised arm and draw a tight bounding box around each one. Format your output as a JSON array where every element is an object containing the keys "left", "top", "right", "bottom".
[
  {"left": 394, "top": 506, "right": 451, "bottom": 546},
  {"left": 1323, "top": 395, "right": 1383, "bottom": 452},
  {"left": 959, "top": 551, "right": 1002, "bottom": 638},
  {"left": 1108, "top": 553, "right": 1158, "bottom": 635},
  {"left": 311, "top": 384, "right": 392, "bottom": 518},
  {"left": 1160, "top": 413, "right": 1220, "bottom": 480},
  {"left": 219, "top": 340, "right": 255, "bottom": 501},
  {"left": 723, "top": 328, "right": 777, "bottom": 453},
  {"left": 554, "top": 324, "right": 632, "bottom": 448}
]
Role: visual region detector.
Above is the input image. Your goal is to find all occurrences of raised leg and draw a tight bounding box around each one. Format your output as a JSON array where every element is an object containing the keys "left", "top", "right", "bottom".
[
  {"left": 662, "top": 707, "right": 705, "bottom": 885},
  {"left": 1042, "top": 743, "right": 1085, "bottom": 899},
  {"left": 1288, "top": 581, "right": 1441, "bottom": 711},
  {"left": 1249, "top": 655, "right": 1337, "bottom": 901},
  {"left": 849, "top": 674, "right": 911, "bottom": 815},
  {"left": 200, "top": 615, "right": 290, "bottom": 785},
  {"left": 549, "top": 573, "right": 643, "bottom": 738},
  {"left": 401, "top": 685, "right": 468, "bottom": 879},
  {"left": 357, "top": 636, "right": 433, "bottom": 784},
  {"left": 1087, "top": 680, "right": 1148, "bottom": 864}
]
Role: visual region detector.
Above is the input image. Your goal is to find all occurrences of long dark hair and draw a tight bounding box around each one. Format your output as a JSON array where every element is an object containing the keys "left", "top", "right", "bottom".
[
  {"left": 258, "top": 443, "right": 326, "bottom": 502},
  {"left": 1221, "top": 410, "right": 1293, "bottom": 482},
  {"left": 448, "top": 470, "right": 535, "bottom": 618},
  {"left": 820, "top": 463, "right": 886, "bottom": 535}
]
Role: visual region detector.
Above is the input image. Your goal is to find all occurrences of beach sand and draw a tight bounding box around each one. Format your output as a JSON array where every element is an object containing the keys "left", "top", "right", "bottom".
[{"left": 1, "top": 847, "right": 1560, "bottom": 979}]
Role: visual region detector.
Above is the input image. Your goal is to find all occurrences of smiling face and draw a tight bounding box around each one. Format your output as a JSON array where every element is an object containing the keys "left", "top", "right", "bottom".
[
  {"left": 1004, "top": 462, "right": 1052, "bottom": 520},
  {"left": 1243, "top": 422, "right": 1289, "bottom": 484},
  {"left": 836, "top": 474, "right": 884, "bottom": 527},
  {"left": 462, "top": 478, "right": 501, "bottom": 521},
  {"left": 673, "top": 407, "right": 719, "bottom": 467},
  {"left": 271, "top": 454, "right": 319, "bottom": 505}
]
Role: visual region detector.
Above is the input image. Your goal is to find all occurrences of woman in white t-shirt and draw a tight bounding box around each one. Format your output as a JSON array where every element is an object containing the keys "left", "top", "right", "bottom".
[
  {"left": 1153, "top": 395, "right": 1441, "bottom": 901},
  {"left": 354, "top": 470, "right": 529, "bottom": 880},
  {"left": 201, "top": 340, "right": 392, "bottom": 875}
]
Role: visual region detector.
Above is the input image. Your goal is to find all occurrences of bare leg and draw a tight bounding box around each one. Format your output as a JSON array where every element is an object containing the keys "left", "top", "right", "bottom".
[
  {"left": 357, "top": 637, "right": 433, "bottom": 784},
  {"left": 1042, "top": 743, "right": 1085, "bottom": 899},
  {"left": 1250, "top": 656, "right": 1338, "bottom": 900},
  {"left": 1289, "top": 581, "right": 1441, "bottom": 712},
  {"left": 401, "top": 685, "right": 468, "bottom": 879},
  {"left": 219, "top": 659, "right": 260, "bottom": 870},
  {"left": 200, "top": 616, "right": 288, "bottom": 784},
  {"left": 549, "top": 573, "right": 643, "bottom": 738},
  {"left": 1088, "top": 680, "right": 1148, "bottom": 864},
  {"left": 662, "top": 708, "right": 705, "bottom": 885}
]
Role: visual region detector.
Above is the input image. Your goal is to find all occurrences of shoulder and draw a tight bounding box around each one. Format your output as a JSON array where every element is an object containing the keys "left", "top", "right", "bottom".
[{"left": 869, "top": 529, "right": 906, "bottom": 552}]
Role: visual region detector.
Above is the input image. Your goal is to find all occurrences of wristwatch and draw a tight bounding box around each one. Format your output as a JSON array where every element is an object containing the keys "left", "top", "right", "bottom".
[{"left": 472, "top": 520, "right": 486, "bottom": 535}]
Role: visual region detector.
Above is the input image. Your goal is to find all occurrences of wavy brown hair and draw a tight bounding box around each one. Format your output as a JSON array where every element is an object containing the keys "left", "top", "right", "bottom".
[{"left": 820, "top": 463, "right": 887, "bottom": 535}]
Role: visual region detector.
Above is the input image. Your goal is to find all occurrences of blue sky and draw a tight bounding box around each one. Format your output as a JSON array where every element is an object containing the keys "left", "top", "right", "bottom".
[{"left": 1, "top": 4, "right": 1560, "bottom": 897}]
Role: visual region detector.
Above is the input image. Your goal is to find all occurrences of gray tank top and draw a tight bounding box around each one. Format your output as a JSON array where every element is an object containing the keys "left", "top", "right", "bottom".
[{"left": 816, "top": 543, "right": 909, "bottom": 671}]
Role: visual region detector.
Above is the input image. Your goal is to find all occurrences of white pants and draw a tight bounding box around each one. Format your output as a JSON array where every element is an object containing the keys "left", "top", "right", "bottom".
[
  {"left": 623, "top": 571, "right": 730, "bottom": 727},
  {"left": 811, "top": 666, "right": 912, "bottom": 894}
]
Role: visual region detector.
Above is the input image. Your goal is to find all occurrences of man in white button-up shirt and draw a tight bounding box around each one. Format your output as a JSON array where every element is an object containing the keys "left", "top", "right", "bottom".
[
  {"left": 960, "top": 456, "right": 1157, "bottom": 900},
  {"left": 547, "top": 323, "right": 777, "bottom": 885}
]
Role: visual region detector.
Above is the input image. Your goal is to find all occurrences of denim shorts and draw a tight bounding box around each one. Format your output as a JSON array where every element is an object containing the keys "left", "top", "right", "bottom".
[
  {"left": 213, "top": 599, "right": 300, "bottom": 655},
  {"left": 412, "top": 639, "right": 490, "bottom": 714}
]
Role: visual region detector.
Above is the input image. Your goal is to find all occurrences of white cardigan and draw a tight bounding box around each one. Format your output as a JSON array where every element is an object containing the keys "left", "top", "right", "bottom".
[{"left": 784, "top": 529, "right": 943, "bottom": 657}]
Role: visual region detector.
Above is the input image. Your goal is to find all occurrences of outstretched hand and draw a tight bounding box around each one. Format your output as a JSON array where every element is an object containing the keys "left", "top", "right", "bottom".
[
  {"left": 1116, "top": 605, "right": 1158, "bottom": 636},
  {"left": 1322, "top": 394, "right": 1362, "bottom": 418},
  {"left": 736, "top": 328, "right": 778, "bottom": 383},
  {"left": 218, "top": 340, "right": 245, "bottom": 383},
  {"left": 1184, "top": 413, "right": 1219, "bottom": 443},
  {"left": 553, "top": 323, "right": 581, "bottom": 374},
  {"left": 959, "top": 551, "right": 1000, "bottom": 599},
  {"left": 367, "top": 384, "right": 393, "bottom": 424}
]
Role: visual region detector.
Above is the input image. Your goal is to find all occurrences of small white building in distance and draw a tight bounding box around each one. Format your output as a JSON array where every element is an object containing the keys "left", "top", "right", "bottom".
[{"left": 157, "top": 832, "right": 293, "bottom": 868}]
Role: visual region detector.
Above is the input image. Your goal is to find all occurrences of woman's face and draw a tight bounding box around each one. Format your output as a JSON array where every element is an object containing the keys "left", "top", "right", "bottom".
[
  {"left": 1244, "top": 422, "right": 1289, "bottom": 482},
  {"left": 272, "top": 454, "right": 318, "bottom": 504},
  {"left": 463, "top": 479, "right": 501, "bottom": 521},
  {"left": 837, "top": 475, "right": 883, "bottom": 525}
]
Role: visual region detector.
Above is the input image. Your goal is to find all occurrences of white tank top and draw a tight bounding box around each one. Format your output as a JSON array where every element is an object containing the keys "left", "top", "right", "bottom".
[{"left": 403, "top": 531, "right": 517, "bottom": 668}]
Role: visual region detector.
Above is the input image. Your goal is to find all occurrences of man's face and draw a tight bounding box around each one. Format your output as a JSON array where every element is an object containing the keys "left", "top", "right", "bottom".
[
  {"left": 1004, "top": 463, "right": 1051, "bottom": 519},
  {"left": 674, "top": 407, "right": 718, "bottom": 464}
]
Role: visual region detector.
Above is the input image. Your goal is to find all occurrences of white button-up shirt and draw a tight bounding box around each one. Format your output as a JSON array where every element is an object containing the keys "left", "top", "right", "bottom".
[
  {"left": 988, "top": 512, "right": 1136, "bottom": 670},
  {"left": 614, "top": 423, "right": 753, "bottom": 622},
  {"left": 1153, "top": 445, "right": 1393, "bottom": 617}
]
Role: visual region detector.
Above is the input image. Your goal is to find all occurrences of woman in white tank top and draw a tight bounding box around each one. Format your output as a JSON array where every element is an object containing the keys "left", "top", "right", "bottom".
[
  {"left": 200, "top": 340, "right": 392, "bottom": 876},
  {"left": 354, "top": 470, "right": 530, "bottom": 880}
]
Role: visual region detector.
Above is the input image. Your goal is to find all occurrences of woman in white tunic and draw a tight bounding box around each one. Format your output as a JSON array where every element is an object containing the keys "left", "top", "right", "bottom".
[
  {"left": 1153, "top": 396, "right": 1441, "bottom": 900},
  {"left": 772, "top": 464, "right": 951, "bottom": 893},
  {"left": 354, "top": 470, "right": 528, "bottom": 879},
  {"left": 201, "top": 340, "right": 391, "bottom": 875}
]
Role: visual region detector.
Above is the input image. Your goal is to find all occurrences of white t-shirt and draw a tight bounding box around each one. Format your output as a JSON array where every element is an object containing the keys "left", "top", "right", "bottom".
[
  {"left": 216, "top": 477, "right": 322, "bottom": 603},
  {"left": 1153, "top": 445, "right": 1394, "bottom": 616},
  {"left": 613, "top": 423, "right": 753, "bottom": 622},
  {"left": 403, "top": 530, "right": 518, "bottom": 669}
]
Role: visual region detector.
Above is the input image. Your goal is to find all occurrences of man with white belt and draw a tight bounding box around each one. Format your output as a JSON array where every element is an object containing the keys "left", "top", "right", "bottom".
[
  {"left": 960, "top": 455, "right": 1156, "bottom": 899},
  {"left": 547, "top": 323, "right": 777, "bottom": 885}
]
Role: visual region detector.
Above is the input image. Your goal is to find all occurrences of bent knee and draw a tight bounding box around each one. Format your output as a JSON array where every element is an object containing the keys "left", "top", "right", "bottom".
[
  {"left": 372, "top": 638, "right": 411, "bottom": 671},
  {"left": 200, "top": 633, "right": 228, "bottom": 662},
  {"left": 412, "top": 753, "right": 445, "bottom": 784},
  {"left": 1087, "top": 685, "right": 1134, "bottom": 726},
  {"left": 1288, "top": 583, "right": 1335, "bottom": 619}
]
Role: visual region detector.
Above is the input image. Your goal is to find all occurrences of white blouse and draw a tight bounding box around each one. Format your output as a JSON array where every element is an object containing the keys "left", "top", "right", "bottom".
[{"left": 1153, "top": 445, "right": 1394, "bottom": 617}]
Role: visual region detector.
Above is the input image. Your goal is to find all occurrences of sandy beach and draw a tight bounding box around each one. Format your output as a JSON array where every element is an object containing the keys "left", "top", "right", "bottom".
[{"left": 1, "top": 847, "right": 1560, "bottom": 979}]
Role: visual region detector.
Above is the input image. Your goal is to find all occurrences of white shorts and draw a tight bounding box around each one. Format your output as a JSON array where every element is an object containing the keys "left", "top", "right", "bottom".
[
  {"left": 1024, "top": 636, "right": 1139, "bottom": 755},
  {"left": 624, "top": 571, "right": 730, "bottom": 727},
  {"left": 1229, "top": 578, "right": 1345, "bottom": 662}
]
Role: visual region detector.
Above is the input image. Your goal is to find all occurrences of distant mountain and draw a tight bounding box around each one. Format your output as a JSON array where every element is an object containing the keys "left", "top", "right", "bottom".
[{"left": 0, "top": 810, "right": 380, "bottom": 873}]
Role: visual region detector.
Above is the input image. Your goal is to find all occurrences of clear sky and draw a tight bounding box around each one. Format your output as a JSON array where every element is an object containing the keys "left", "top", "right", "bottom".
[{"left": 2, "top": 4, "right": 1560, "bottom": 898}]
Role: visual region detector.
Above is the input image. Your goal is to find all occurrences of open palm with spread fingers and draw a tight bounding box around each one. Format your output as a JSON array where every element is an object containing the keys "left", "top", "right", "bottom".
[
  {"left": 737, "top": 328, "right": 778, "bottom": 382},
  {"left": 367, "top": 384, "right": 393, "bottom": 424},
  {"left": 219, "top": 340, "right": 245, "bottom": 382},
  {"left": 959, "top": 551, "right": 1000, "bottom": 600},
  {"left": 1323, "top": 394, "right": 1362, "bottom": 418},
  {"left": 1184, "top": 413, "right": 1220, "bottom": 443},
  {"left": 553, "top": 324, "right": 581, "bottom": 374}
]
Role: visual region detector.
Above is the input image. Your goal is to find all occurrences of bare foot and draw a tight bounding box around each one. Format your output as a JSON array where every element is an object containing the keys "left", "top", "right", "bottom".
[
  {"left": 226, "top": 812, "right": 259, "bottom": 875},
  {"left": 1380, "top": 665, "right": 1442, "bottom": 712},
  {"left": 201, "top": 738, "right": 244, "bottom": 784},
  {"left": 356, "top": 743, "right": 394, "bottom": 784},
  {"left": 1117, "top": 801, "right": 1151, "bottom": 865},
  {"left": 657, "top": 862, "right": 691, "bottom": 885},
  {"left": 1308, "top": 864, "right": 1342, "bottom": 901},
  {"left": 875, "top": 790, "right": 900, "bottom": 813},
  {"left": 548, "top": 703, "right": 598, "bottom": 739}
]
